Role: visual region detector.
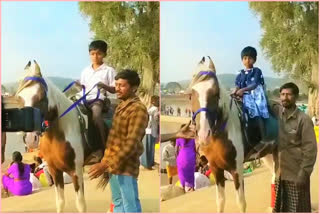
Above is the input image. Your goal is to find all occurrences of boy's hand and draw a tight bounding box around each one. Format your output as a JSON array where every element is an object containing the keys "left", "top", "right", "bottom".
[
  {"left": 75, "top": 80, "right": 81, "bottom": 86},
  {"left": 230, "top": 88, "right": 238, "bottom": 95},
  {"left": 236, "top": 89, "right": 244, "bottom": 97},
  {"left": 97, "top": 82, "right": 106, "bottom": 90}
]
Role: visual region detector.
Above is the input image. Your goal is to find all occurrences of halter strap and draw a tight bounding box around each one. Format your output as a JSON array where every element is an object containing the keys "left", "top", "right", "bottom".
[
  {"left": 192, "top": 107, "right": 210, "bottom": 121},
  {"left": 198, "top": 71, "right": 216, "bottom": 78},
  {"left": 24, "top": 76, "right": 48, "bottom": 92},
  {"left": 192, "top": 71, "right": 227, "bottom": 133},
  {"left": 62, "top": 81, "right": 101, "bottom": 105},
  {"left": 24, "top": 77, "right": 100, "bottom": 119},
  {"left": 59, "top": 82, "right": 100, "bottom": 118}
]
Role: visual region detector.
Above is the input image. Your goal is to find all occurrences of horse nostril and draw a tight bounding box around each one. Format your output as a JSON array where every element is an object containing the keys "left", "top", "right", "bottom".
[
  {"left": 207, "top": 130, "right": 211, "bottom": 137},
  {"left": 34, "top": 135, "right": 37, "bottom": 142}
]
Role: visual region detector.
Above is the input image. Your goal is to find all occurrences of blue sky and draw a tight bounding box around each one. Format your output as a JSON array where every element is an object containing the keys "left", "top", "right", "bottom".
[
  {"left": 1, "top": 1, "right": 92, "bottom": 83},
  {"left": 160, "top": 1, "right": 282, "bottom": 83}
]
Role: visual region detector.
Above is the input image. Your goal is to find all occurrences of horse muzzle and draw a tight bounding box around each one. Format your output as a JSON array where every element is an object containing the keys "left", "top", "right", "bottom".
[{"left": 23, "top": 132, "right": 39, "bottom": 149}]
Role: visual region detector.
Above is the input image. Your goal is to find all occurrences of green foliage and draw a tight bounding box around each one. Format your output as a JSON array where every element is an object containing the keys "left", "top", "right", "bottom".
[
  {"left": 78, "top": 2, "right": 159, "bottom": 97},
  {"left": 249, "top": 2, "right": 318, "bottom": 85}
]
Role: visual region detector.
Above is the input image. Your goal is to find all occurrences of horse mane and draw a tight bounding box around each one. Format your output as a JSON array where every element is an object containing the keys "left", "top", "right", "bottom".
[
  {"left": 218, "top": 85, "right": 241, "bottom": 132},
  {"left": 44, "top": 78, "right": 73, "bottom": 109}
]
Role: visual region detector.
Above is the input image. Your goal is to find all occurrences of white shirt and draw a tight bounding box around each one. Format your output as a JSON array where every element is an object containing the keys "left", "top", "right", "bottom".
[
  {"left": 147, "top": 106, "right": 159, "bottom": 138},
  {"left": 194, "top": 172, "right": 210, "bottom": 190},
  {"left": 162, "top": 144, "right": 176, "bottom": 167},
  {"left": 80, "top": 63, "right": 116, "bottom": 100}
]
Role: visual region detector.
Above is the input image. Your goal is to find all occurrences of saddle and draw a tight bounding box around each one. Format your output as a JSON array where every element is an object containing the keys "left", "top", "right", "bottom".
[
  {"left": 70, "top": 96, "right": 114, "bottom": 164},
  {"left": 231, "top": 97, "right": 278, "bottom": 161}
]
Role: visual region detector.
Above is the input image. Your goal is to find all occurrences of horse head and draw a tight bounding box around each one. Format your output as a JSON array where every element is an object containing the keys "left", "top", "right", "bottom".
[
  {"left": 16, "top": 60, "right": 49, "bottom": 149},
  {"left": 189, "top": 56, "right": 221, "bottom": 146}
]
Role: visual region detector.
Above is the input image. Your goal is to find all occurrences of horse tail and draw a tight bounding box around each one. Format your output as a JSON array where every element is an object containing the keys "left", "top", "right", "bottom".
[{"left": 96, "top": 172, "right": 111, "bottom": 190}]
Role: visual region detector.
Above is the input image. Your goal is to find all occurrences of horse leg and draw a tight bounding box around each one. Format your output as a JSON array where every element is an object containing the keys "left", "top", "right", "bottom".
[
  {"left": 70, "top": 165, "right": 86, "bottom": 212},
  {"left": 212, "top": 168, "right": 226, "bottom": 213},
  {"left": 50, "top": 168, "right": 65, "bottom": 213},
  {"left": 231, "top": 168, "right": 246, "bottom": 212}
]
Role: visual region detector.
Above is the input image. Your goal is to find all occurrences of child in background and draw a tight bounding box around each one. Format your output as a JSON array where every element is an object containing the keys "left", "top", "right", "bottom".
[{"left": 162, "top": 140, "right": 178, "bottom": 185}]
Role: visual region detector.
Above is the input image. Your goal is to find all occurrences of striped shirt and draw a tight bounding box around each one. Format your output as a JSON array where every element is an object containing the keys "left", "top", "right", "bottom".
[{"left": 101, "top": 96, "right": 148, "bottom": 178}]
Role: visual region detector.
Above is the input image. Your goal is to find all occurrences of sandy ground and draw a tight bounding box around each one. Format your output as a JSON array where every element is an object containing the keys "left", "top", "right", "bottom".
[
  {"left": 160, "top": 115, "right": 319, "bottom": 213},
  {"left": 1, "top": 133, "right": 160, "bottom": 213},
  {"left": 160, "top": 159, "right": 318, "bottom": 213}
]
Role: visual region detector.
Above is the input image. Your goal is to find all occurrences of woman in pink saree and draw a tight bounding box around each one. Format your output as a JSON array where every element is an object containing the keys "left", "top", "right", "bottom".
[
  {"left": 2, "top": 151, "right": 32, "bottom": 196},
  {"left": 176, "top": 138, "right": 196, "bottom": 191}
]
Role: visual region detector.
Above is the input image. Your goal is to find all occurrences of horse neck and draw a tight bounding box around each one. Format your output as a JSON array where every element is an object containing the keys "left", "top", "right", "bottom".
[
  {"left": 45, "top": 79, "right": 76, "bottom": 124},
  {"left": 218, "top": 88, "right": 240, "bottom": 130}
]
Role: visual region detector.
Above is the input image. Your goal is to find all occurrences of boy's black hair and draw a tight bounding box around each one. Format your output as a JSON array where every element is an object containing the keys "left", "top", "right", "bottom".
[
  {"left": 280, "top": 82, "right": 299, "bottom": 97},
  {"left": 115, "top": 69, "right": 140, "bottom": 87},
  {"left": 89, "top": 40, "right": 108, "bottom": 53},
  {"left": 241, "top": 46, "right": 257, "bottom": 61}
]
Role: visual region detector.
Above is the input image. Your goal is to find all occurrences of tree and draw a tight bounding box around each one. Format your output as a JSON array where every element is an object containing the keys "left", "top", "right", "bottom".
[
  {"left": 79, "top": 2, "right": 159, "bottom": 106},
  {"left": 249, "top": 2, "right": 318, "bottom": 117},
  {"left": 166, "top": 82, "right": 182, "bottom": 94}
]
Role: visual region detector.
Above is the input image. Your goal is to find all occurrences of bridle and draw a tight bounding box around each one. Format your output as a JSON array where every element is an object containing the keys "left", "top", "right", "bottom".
[{"left": 191, "top": 71, "right": 227, "bottom": 135}]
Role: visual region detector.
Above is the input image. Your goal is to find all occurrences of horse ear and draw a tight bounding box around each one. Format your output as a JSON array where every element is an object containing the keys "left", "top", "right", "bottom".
[
  {"left": 24, "top": 61, "right": 31, "bottom": 70},
  {"left": 200, "top": 57, "right": 205, "bottom": 64},
  {"left": 33, "top": 60, "right": 42, "bottom": 76},
  {"left": 208, "top": 56, "right": 216, "bottom": 72}
]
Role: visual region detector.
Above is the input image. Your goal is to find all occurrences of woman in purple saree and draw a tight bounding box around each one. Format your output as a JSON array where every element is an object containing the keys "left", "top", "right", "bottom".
[
  {"left": 2, "top": 151, "right": 32, "bottom": 196},
  {"left": 176, "top": 138, "right": 196, "bottom": 191}
]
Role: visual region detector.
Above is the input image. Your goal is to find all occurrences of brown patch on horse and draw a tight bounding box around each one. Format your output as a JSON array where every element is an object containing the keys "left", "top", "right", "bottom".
[
  {"left": 71, "top": 173, "right": 80, "bottom": 192},
  {"left": 201, "top": 133, "right": 238, "bottom": 187},
  {"left": 210, "top": 166, "right": 225, "bottom": 187},
  {"left": 202, "top": 135, "right": 237, "bottom": 170},
  {"left": 40, "top": 105, "right": 76, "bottom": 172},
  {"left": 49, "top": 169, "right": 64, "bottom": 189},
  {"left": 231, "top": 171, "right": 240, "bottom": 190}
]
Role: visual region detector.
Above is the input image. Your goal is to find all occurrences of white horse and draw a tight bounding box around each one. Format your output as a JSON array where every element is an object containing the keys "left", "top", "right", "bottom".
[
  {"left": 189, "top": 56, "right": 275, "bottom": 212},
  {"left": 16, "top": 61, "right": 86, "bottom": 213}
]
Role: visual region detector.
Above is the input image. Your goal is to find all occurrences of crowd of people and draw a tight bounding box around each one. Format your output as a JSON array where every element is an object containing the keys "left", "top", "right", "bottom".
[{"left": 162, "top": 106, "right": 192, "bottom": 118}]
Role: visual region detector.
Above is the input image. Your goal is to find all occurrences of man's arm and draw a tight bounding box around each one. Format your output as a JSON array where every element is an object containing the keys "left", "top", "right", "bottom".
[
  {"left": 160, "top": 121, "right": 195, "bottom": 143},
  {"left": 97, "top": 82, "right": 116, "bottom": 94},
  {"left": 299, "top": 117, "right": 318, "bottom": 179},
  {"left": 161, "top": 133, "right": 179, "bottom": 143},
  {"left": 268, "top": 99, "right": 281, "bottom": 117}
]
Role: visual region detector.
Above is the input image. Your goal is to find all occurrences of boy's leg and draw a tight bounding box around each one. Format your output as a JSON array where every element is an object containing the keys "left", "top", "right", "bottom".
[
  {"left": 169, "top": 177, "right": 173, "bottom": 185},
  {"left": 117, "top": 175, "right": 142, "bottom": 213},
  {"left": 109, "top": 175, "right": 125, "bottom": 213},
  {"left": 91, "top": 102, "right": 106, "bottom": 150}
]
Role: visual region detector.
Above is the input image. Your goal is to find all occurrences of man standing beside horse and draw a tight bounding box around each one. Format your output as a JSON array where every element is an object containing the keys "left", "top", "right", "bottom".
[
  {"left": 88, "top": 69, "right": 149, "bottom": 213},
  {"left": 270, "top": 82, "right": 317, "bottom": 212}
]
